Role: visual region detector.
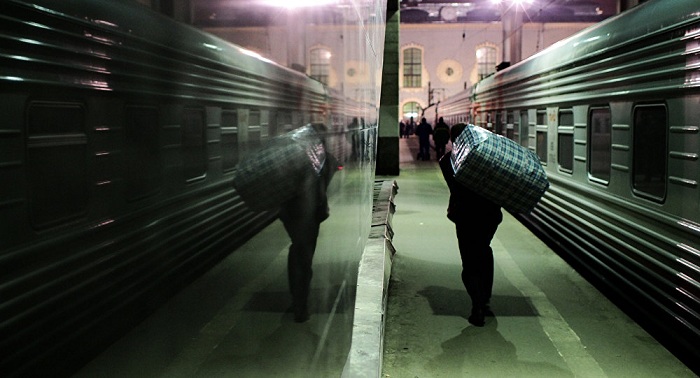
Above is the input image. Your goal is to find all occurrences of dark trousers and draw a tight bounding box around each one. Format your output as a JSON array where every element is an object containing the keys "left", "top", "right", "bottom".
[
  {"left": 281, "top": 209, "right": 320, "bottom": 314},
  {"left": 455, "top": 213, "right": 502, "bottom": 308},
  {"left": 435, "top": 143, "right": 447, "bottom": 160},
  {"left": 419, "top": 141, "right": 430, "bottom": 160}
]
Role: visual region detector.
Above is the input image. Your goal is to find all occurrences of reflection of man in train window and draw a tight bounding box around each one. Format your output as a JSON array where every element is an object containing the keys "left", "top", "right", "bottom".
[{"left": 279, "top": 129, "right": 337, "bottom": 323}]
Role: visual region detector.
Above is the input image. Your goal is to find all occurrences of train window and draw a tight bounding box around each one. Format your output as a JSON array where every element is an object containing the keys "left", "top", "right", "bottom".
[
  {"left": 632, "top": 104, "right": 667, "bottom": 201},
  {"left": 558, "top": 133, "right": 574, "bottom": 172},
  {"left": 27, "top": 102, "right": 88, "bottom": 229},
  {"left": 182, "top": 108, "right": 207, "bottom": 181},
  {"left": 249, "top": 110, "right": 261, "bottom": 127},
  {"left": 537, "top": 131, "right": 548, "bottom": 163},
  {"left": 248, "top": 110, "right": 262, "bottom": 151},
  {"left": 292, "top": 112, "right": 303, "bottom": 128},
  {"left": 559, "top": 110, "right": 574, "bottom": 127},
  {"left": 221, "top": 110, "right": 239, "bottom": 172},
  {"left": 477, "top": 111, "right": 488, "bottom": 129},
  {"left": 495, "top": 112, "right": 503, "bottom": 135},
  {"left": 557, "top": 130, "right": 574, "bottom": 173},
  {"left": 267, "top": 111, "right": 278, "bottom": 138},
  {"left": 588, "top": 107, "right": 611, "bottom": 183},
  {"left": 125, "top": 106, "right": 161, "bottom": 201},
  {"left": 506, "top": 111, "right": 515, "bottom": 140},
  {"left": 222, "top": 110, "right": 238, "bottom": 128},
  {"left": 519, "top": 110, "right": 529, "bottom": 147},
  {"left": 558, "top": 109, "right": 574, "bottom": 173},
  {"left": 279, "top": 111, "right": 293, "bottom": 132},
  {"left": 536, "top": 109, "right": 546, "bottom": 125}
]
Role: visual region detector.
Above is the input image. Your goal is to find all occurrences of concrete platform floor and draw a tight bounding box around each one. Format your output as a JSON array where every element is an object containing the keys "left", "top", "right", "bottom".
[{"left": 381, "top": 136, "right": 696, "bottom": 377}]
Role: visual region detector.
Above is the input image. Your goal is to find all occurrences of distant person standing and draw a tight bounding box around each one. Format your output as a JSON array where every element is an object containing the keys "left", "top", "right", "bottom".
[
  {"left": 399, "top": 120, "right": 406, "bottom": 138},
  {"left": 415, "top": 117, "right": 433, "bottom": 161},
  {"left": 438, "top": 123, "right": 502, "bottom": 327},
  {"left": 433, "top": 117, "right": 450, "bottom": 160}
]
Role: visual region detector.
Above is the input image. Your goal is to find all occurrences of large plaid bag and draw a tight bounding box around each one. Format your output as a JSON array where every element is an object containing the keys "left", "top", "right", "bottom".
[
  {"left": 450, "top": 125, "right": 549, "bottom": 214},
  {"left": 232, "top": 125, "right": 327, "bottom": 211}
]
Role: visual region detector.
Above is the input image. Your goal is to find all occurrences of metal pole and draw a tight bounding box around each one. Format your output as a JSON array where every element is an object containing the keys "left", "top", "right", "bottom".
[{"left": 501, "top": 2, "right": 523, "bottom": 65}]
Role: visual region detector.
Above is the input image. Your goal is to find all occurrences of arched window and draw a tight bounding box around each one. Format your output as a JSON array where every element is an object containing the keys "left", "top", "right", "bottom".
[
  {"left": 403, "top": 48, "right": 422, "bottom": 88},
  {"left": 402, "top": 101, "right": 421, "bottom": 121},
  {"left": 476, "top": 46, "right": 497, "bottom": 81},
  {"left": 310, "top": 48, "right": 331, "bottom": 85}
]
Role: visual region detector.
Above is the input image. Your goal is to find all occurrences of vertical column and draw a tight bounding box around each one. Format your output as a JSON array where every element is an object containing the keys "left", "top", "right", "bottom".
[
  {"left": 501, "top": 3, "right": 522, "bottom": 66},
  {"left": 287, "top": 9, "right": 306, "bottom": 73},
  {"left": 376, "top": 0, "right": 400, "bottom": 176}
]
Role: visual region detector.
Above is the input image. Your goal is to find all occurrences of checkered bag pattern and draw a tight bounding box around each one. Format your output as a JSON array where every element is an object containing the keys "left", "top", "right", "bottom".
[
  {"left": 451, "top": 125, "right": 549, "bottom": 213},
  {"left": 232, "top": 125, "right": 326, "bottom": 211}
]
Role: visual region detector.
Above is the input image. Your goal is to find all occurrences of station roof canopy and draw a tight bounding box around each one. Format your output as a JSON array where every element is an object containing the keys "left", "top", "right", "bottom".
[{"left": 191, "top": 0, "right": 614, "bottom": 27}]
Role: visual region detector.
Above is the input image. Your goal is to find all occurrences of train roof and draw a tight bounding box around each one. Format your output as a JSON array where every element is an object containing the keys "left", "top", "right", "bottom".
[
  {"left": 8, "top": 0, "right": 325, "bottom": 93},
  {"left": 475, "top": 0, "right": 700, "bottom": 94}
]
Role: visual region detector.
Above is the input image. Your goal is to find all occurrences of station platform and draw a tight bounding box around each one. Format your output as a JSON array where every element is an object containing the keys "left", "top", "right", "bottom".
[
  {"left": 381, "top": 136, "right": 695, "bottom": 377},
  {"left": 73, "top": 136, "right": 695, "bottom": 377}
]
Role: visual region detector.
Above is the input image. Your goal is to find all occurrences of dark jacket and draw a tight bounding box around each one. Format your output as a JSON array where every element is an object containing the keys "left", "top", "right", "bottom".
[
  {"left": 433, "top": 121, "right": 450, "bottom": 146},
  {"left": 439, "top": 152, "right": 500, "bottom": 224},
  {"left": 415, "top": 121, "right": 433, "bottom": 143},
  {"left": 279, "top": 152, "right": 337, "bottom": 224}
]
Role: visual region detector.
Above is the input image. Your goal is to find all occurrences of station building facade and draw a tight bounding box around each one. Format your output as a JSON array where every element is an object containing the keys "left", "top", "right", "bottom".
[{"left": 202, "top": 20, "right": 594, "bottom": 125}]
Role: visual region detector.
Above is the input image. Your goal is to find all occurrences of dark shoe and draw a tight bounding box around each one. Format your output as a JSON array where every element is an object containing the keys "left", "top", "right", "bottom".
[
  {"left": 468, "top": 307, "right": 485, "bottom": 327},
  {"left": 483, "top": 304, "right": 494, "bottom": 317},
  {"left": 294, "top": 306, "right": 309, "bottom": 323}
]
